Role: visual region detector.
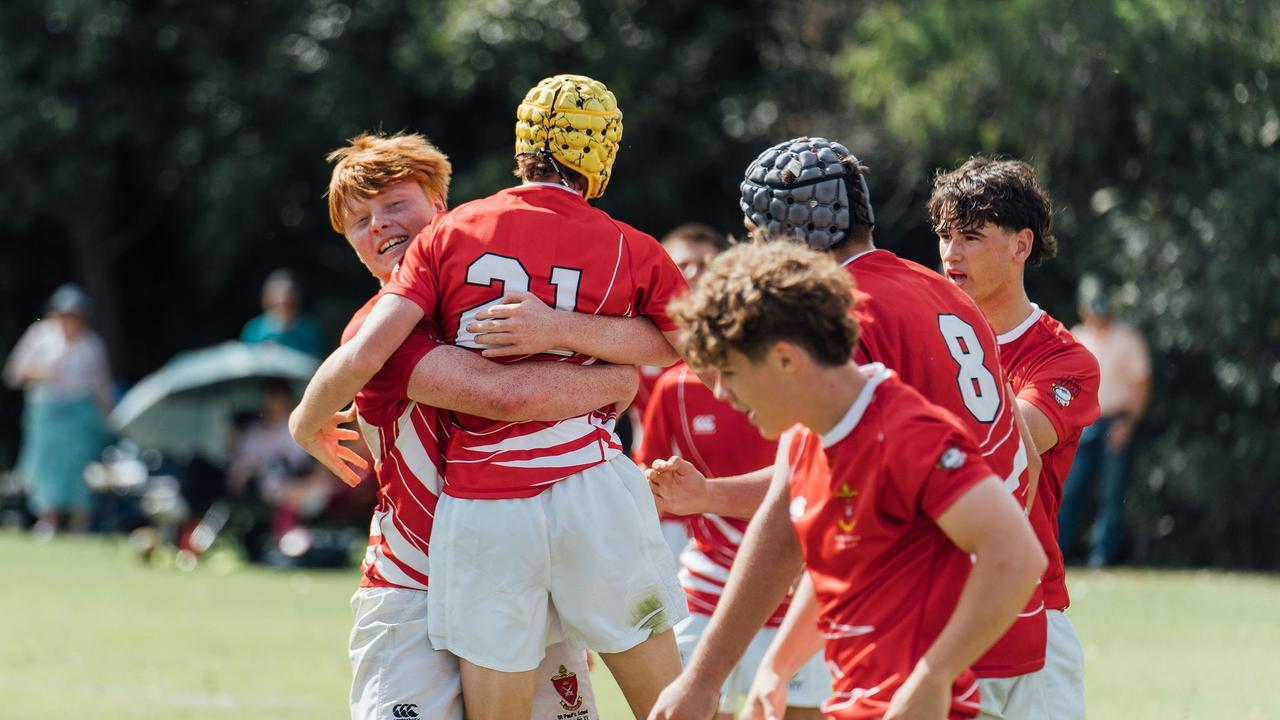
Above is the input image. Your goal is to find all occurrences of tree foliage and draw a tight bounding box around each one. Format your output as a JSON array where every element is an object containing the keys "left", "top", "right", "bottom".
[{"left": 0, "top": 0, "right": 1274, "bottom": 566}]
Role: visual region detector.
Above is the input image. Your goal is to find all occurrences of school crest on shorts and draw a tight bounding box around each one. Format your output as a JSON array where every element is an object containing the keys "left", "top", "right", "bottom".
[{"left": 551, "top": 665, "right": 583, "bottom": 711}]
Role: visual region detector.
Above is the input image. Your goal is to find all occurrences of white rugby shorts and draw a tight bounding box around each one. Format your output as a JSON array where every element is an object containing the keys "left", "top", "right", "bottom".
[
  {"left": 348, "top": 586, "right": 599, "bottom": 720},
  {"left": 674, "top": 611, "right": 832, "bottom": 713},
  {"left": 426, "top": 454, "right": 688, "bottom": 671},
  {"left": 1033, "top": 609, "right": 1085, "bottom": 720},
  {"left": 660, "top": 518, "right": 691, "bottom": 565},
  {"left": 977, "top": 671, "right": 1045, "bottom": 720}
]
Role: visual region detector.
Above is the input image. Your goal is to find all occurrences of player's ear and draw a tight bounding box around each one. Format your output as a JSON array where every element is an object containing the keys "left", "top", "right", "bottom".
[
  {"left": 1012, "top": 228, "right": 1034, "bottom": 263},
  {"left": 771, "top": 341, "right": 799, "bottom": 372}
]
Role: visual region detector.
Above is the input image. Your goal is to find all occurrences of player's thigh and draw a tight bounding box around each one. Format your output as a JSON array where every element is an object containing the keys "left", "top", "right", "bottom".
[
  {"left": 1037, "top": 610, "right": 1085, "bottom": 720},
  {"left": 425, "top": 494, "right": 553, "bottom": 672},
  {"left": 349, "top": 587, "right": 463, "bottom": 720},
  {"left": 547, "top": 456, "right": 688, "bottom": 653},
  {"left": 532, "top": 641, "right": 599, "bottom": 719}
]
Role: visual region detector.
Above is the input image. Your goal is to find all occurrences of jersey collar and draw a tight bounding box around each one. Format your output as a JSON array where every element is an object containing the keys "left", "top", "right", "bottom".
[
  {"left": 521, "top": 181, "right": 583, "bottom": 197},
  {"left": 820, "top": 363, "right": 893, "bottom": 448},
  {"left": 996, "top": 303, "right": 1043, "bottom": 345},
  {"left": 839, "top": 247, "right": 887, "bottom": 269}
]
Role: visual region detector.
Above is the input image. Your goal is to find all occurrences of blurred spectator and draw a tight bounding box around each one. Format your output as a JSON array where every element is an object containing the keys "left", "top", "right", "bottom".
[
  {"left": 3, "top": 284, "right": 114, "bottom": 536},
  {"left": 224, "top": 377, "right": 367, "bottom": 562},
  {"left": 240, "top": 269, "right": 324, "bottom": 357},
  {"left": 1059, "top": 276, "right": 1152, "bottom": 567}
]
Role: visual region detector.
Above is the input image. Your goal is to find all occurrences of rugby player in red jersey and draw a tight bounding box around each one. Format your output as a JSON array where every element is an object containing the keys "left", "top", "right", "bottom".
[
  {"left": 647, "top": 242, "right": 1045, "bottom": 720},
  {"left": 328, "top": 131, "right": 650, "bottom": 719},
  {"left": 291, "top": 76, "right": 688, "bottom": 719},
  {"left": 637, "top": 334, "right": 829, "bottom": 715},
  {"left": 635, "top": 223, "right": 724, "bottom": 562},
  {"left": 647, "top": 138, "right": 1044, "bottom": 717},
  {"left": 933, "top": 157, "right": 1101, "bottom": 720}
]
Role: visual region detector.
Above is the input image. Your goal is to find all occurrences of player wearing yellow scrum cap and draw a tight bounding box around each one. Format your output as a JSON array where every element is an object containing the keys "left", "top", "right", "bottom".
[
  {"left": 514, "top": 73, "right": 624, "bottom": 200},
  {"left": 289, "top": 72, "right": 689, "bottom": 720}
]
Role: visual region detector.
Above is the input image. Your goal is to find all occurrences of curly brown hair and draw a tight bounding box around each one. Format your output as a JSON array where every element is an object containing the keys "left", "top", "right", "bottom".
[
  {"left": 668, "top": 241, "right": 859, "bottom": 370},
  {"left": 928, "top": 156, "right": 1058, "bottom": 266}
]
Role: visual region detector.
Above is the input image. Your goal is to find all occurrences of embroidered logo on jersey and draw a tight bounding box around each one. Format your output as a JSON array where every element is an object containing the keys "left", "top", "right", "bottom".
[
  {"left": 833, "top": 482, "right": 860, "bottom": 548},
  {"left": 1052, "top": 377, "right": 1082, "bottom": 407},
  {"left": 938, "top": 447, "right": 965, "bottom": 470},
  {"left": 551, "top": 665, "right": 583, "bottom": 711},
  {"left": 692, "top": 414, "right": 717, "bottom": 434},
  {"left": 391, "top": 704, "right": 419, "bottom": 719},
  {"left": 790, "top": 496, "right": 808, "bottom": 520}
]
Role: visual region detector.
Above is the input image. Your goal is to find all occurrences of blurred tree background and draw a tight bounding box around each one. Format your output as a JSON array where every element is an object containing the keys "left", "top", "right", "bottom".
[{"left": 1, "top": 0, "right": 1276, "bottom": 566}]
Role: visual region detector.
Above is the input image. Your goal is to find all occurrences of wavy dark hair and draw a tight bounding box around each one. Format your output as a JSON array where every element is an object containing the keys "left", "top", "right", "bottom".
[{"left": 928, "top": 156, "right": 1057, "bottom": 266}]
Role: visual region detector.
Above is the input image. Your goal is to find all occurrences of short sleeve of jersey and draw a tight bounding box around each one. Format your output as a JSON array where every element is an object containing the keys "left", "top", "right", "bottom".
[
  {"left": 354, "top": 328, "right": 442, "bottom": 420},
  {"left": 380, "top": 214, "right": 446, "bottom": 315},
  {"left": 884, "top": 413, "right": 994, "bottom": 523},
  {"left": 1019, "top": 344, "right": 1101, "bottom": 446},
  {"left": 635, "top": 375, "right": 678, "bottom": 467},
  {"left": 630, "top": 231, "right": 688, "bottom": 332}
]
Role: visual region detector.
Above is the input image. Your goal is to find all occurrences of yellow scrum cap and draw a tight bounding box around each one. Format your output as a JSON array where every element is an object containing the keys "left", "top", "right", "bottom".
[{"left": 515, "top": 74, "right": 623, "bottom": 200}]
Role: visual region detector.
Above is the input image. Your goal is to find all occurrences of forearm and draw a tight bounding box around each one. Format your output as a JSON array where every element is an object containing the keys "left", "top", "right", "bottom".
[
  {"left": 703, "top": 466, "right": 773, "bottom": 519},
  {"left": 555, "top": 312, "right": 678, "bottom": 366},
  {"left": 759, "top": 573, "right": 825, "bottom": 678},
  {"left": 925, "top": 482, "right": 1046, "bottom": 681},
  {"left": 412, "top": 349, "right": 637, "bottom": 421},
  {"left": 686, "top": 481, "right": 803, "bottom": 688},
  {"left": 290, "top": 344, "right": 378, "bottom": 436},
  {"left": 920, "top": 545, "right": 1042, "bottom": 682}
]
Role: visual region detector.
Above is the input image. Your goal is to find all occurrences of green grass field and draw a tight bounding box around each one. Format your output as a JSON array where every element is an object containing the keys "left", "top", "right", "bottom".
[{"left": 1, "top": 533, "right": 1277, "bottom": 719}]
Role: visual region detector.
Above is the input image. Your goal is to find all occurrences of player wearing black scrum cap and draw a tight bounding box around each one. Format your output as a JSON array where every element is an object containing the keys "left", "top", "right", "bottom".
[{"left": 649, "top": 137, "right": 1043, "bottom": 720}]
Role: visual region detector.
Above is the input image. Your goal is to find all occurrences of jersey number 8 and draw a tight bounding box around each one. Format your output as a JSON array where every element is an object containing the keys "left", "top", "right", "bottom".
[{"left": 938, "top": 314, "right": 1000, "bottom": 423}]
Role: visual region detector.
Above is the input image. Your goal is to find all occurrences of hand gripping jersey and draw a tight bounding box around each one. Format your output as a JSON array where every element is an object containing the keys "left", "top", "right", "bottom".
[
  {"left": 997, "top": 306, "right": 1101, "bottom": 611},
  {"left": 842, "top": 248, "right": 1043, "bottom": 678},
  {"left": 382, "top": 183, "right": 686, "bottom": 499},
  {"left": 343, "top": 296, "right": 447, "bottom": 591},
  {"left": 784, "top": 365, "right": 990, "bottom": 720},
  {"left": 634, "top": 362, "right": 786, "bottom": 625}
]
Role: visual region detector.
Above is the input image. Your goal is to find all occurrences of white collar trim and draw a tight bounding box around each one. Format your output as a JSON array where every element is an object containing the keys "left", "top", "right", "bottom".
[
  {"left": 839, "top": 247, "right": 885, "bottom": 269},
  {"left": 996, "top": 304, "right": 1043, "bottom": 345},
  {"left": 522, "top": 181, "right": 582, "bottom": 196},
  {"left": 820, "top": 363, "right": 893, "bottom": 448}
]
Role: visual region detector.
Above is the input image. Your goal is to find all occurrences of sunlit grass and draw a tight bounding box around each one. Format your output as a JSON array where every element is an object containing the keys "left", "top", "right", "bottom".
[{"left": 1, "top": 533, "right": 1277, "bottom": 719}]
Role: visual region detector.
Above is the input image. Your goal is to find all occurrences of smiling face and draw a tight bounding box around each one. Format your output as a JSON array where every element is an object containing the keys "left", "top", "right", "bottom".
[
  {"left": 937, "top": 221, "right": 1030, "bottom": 307},
  {"left": 712, "top": 346, "right": 804, "bottom": 439},
  {"left": 341, "top": 180, "right": 444, "bottom": 283}
]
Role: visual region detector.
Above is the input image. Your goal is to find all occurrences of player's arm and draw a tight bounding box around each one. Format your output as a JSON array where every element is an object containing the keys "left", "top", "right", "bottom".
[
  {"left": 465, "top": 290, "right": 679, "bottom": 366},
  {"left": 885, "top": 477, "right": 1046, "bottom": 719},
  {"left": 407, "top": 345, "right": 637, "bottom": 421},
  {"left": 1016, "top": 398, "right": 1059, "bottom": 454},
  {"left": 649, "top": 450, "right": 803, "bottom": 719},
  {"left": 1009, "top": 390, "right": 1043, "bottom": 512},
  {"left": 289, "top": 294, "right": 423, "bottom": 484},
  {"left": 742, "top": 573, "right": 824, "bottom": 720},
  {"left": 646, "top": 459, "right": 772, "bottom": 519}
]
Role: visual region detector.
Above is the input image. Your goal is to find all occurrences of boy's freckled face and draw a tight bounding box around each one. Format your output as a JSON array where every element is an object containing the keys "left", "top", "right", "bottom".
[{"left": 343, "top": 181, "right": 441, "bottom": 282}]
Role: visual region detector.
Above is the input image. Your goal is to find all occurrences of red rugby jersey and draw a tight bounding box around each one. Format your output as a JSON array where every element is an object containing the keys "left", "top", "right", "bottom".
[
  {"left": 632, "top": 364, "right": 667, "bottom": 420},
  {"left": 382, "top": 183, "right": 686, "bottom": 499},
  {"left": 784, "top": 364, "right": 989, "bottom": 719},
  {"left": 997, "top": 306, "right": 1100, "bottom": 611},
  {"left": 344, "top": 296, "right": 446, "bottom": 591},
  {"left": 844, "top": 249, "right": 1043, "bottom": 677},
  {"left": 634, "top": 362, "right": 785, "bottom": 625}
]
